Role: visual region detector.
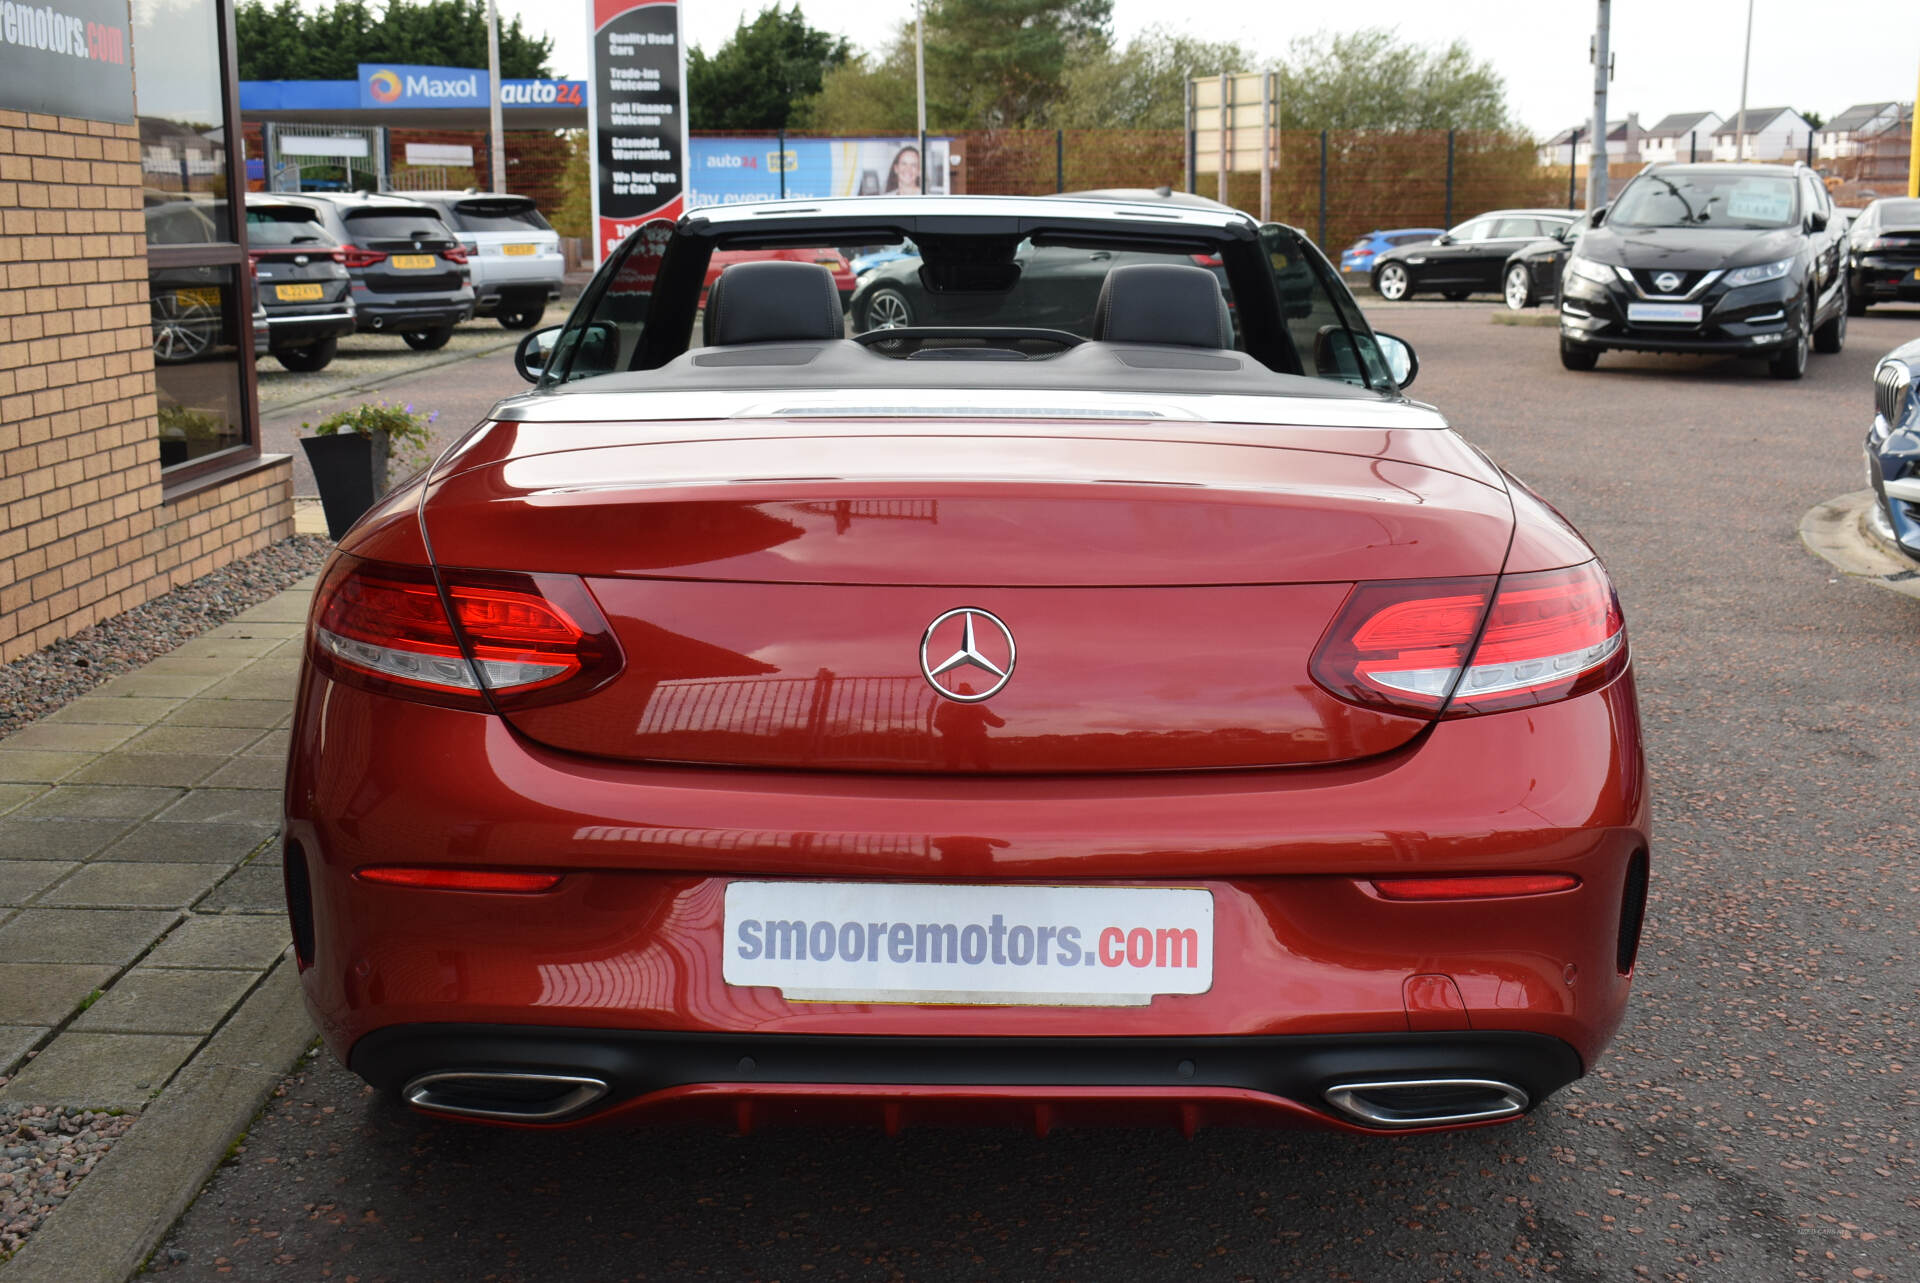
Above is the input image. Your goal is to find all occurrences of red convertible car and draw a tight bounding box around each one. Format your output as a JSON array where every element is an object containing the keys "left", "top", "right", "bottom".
[{"left": 284, "top": 196, "right": 1649, "bottom": 1134}]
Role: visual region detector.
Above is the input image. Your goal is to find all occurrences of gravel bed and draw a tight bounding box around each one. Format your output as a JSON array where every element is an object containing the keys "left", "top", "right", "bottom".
[
  {"left": 0, "top": 535, "right": 332, "bottom": 739},
  {"left": 0, "top": 1104, "right": 139, "bottom": 1261}
]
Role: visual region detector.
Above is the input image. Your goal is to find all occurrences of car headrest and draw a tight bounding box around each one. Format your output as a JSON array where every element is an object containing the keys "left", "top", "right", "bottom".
[
  {"left": 1091, "top": 263, "right": 1233, "bottom": 349},
  {"left": 703, "top": 261, "right": 845, "bottom": 346}
]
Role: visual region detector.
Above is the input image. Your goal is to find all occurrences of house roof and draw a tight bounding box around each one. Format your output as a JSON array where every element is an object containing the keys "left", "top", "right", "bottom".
[
  {"left": 1646, "top": 111, "right": 1719, "bottom": 138},
  {"left": 1714, "top": 108, "right": 1800, "bottom": 137},
  {"left": 1825, "top": 102, "right": 1899, "bottom": 133},
  {"left": 1541, "top": 119, "right": 1632, "bottom": 147}
]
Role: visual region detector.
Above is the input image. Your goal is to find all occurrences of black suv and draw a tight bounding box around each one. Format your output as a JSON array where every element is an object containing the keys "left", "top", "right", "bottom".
[
  {"left": 271, "top": 194, "right": 476, "bottom": 350},
  {"left": 1557, "top": 162, "right": 1848, "bottom": 379}
]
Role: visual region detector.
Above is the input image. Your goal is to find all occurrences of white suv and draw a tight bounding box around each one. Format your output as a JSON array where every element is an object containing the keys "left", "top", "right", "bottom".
[{"left": 394, "top": 191, "right": 564, "bottom": 331}]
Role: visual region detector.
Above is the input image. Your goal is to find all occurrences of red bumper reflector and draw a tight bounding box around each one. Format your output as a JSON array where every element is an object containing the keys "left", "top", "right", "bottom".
[
  {"left": 355, "top": 866, "right": 563, "bottom": 893},
  {"left": 1370, "top": 873, "right": 1579, "bottom": 901}
]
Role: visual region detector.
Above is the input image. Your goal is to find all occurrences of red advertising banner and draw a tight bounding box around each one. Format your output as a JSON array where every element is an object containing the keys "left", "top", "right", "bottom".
[{"left": 587, "top": 0, "right": 688, "bottom": 266}]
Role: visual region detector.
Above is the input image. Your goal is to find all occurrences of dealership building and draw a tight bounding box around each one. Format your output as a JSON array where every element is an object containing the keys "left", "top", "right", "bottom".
[{"left": 1, "top": 0, "right": 291, "bottom": 663}]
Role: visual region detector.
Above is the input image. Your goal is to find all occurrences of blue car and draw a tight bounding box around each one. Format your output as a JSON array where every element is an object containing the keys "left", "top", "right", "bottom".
[
  {"left": 849, "top": 240, "right": 919, "bottom": 277},
  {"left": 1867, "top": 339, "right": 1920, "bottom": 559},
  {"left": 1339, "top": 228, "right": 1444, "bottom": 278}
]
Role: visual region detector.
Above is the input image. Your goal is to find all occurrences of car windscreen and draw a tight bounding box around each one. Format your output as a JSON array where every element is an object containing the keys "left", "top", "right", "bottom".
[
  {"left": 450, "top": 200, "right": 552, "bottom": 232},
  {"left": 246, "top": 207, "right": 334, "bottom": 246},
  {"left": 342, "top": 210, "right": 456, "bottom": 243},
  {"left": 1610, "top": 172, "right": 1798, "bottom": 229}
]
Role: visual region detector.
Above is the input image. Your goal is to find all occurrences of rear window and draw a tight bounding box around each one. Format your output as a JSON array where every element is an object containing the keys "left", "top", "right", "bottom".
[
  {"left": 343, "top": 210, "right": 454, "bottom": 241},
  {"left": 450, "top": 200, "right": 551, "bottom": 233},
  {"left": 1878, "top": 199, "right": 1920, "bottom": 223},
  {"left": 246, "top": 207, "right": 334, "bottom": 247}
]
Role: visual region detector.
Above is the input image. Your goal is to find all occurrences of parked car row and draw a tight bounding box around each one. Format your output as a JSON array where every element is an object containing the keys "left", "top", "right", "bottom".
[{"left": 145, "top": 189, "right": 565, "bottom": 374}]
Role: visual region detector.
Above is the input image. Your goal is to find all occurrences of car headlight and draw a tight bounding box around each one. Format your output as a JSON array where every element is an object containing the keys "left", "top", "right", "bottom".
[
  {"left": 1723, "top": 258, "right": 1794, "bottom": 288},
  {"left": 1564, "top": 255, "right": 1616, "bottom": 287}
]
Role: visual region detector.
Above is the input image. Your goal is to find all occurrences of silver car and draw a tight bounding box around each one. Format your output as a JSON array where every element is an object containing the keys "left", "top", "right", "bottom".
[{"left": 389, "top": 191, "right": 564, "bottom": 331}]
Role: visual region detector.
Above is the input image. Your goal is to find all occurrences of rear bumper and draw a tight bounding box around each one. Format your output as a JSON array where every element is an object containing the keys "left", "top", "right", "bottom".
[
  {"left": 352, "top": 293, "right": 475, "bottom": 329},
  {"left": 349, "top": 1025, "right": 1583, "bottom": 1132},
  {"left": 1850, "top": 261, "right": 1920, "bottom": 302},
  {"left": 263, "top": 307, "right": 356, "bottom": 348},
  {"left": 286, "top": 661, "right": 1649, "bottom": 1129}
]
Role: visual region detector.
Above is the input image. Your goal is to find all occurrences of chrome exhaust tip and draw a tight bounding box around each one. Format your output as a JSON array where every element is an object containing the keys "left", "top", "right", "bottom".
[
  {"left": 1322, "top": 1078, "right": 1529, "bottom": 1128},
  {"left": 403, "top": 1071, "right": 610, "bottom": 1122}
]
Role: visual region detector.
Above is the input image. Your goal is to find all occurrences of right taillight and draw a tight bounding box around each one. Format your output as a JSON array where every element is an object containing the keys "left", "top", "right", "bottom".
[
  {"left": 1312, "top": 562, "right": 1626, "bottom": 719},
  {"left": 309, "top": 554, "right": 623, "bottom": 711}
]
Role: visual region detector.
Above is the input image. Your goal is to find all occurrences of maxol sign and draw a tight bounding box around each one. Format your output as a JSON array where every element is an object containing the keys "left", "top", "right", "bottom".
[{"left": 355, "top": 63, "right": 585, "bottom": 110}]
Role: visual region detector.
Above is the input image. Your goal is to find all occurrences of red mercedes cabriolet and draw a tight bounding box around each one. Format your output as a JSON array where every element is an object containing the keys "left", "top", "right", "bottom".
[{"left": 283, "top": 196, "right": 1649, "bottom": 1134}]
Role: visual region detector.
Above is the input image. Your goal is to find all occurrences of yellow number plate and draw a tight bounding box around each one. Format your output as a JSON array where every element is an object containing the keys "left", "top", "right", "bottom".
[
  {"left": 275, "top": 282, "right": 324, "bottom": 302},
  {"left": 502, "top": 243, "right": 536, "bottom": 256},
  {"left": 175, "top": 287, "right": 221, "bottom": 308},
  {"left": 390, "top": 254, "right": 437, "bottom": 270}
]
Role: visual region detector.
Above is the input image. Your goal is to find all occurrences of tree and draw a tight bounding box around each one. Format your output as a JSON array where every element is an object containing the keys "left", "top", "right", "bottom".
[
  {"left": 689, "top": 6, "right": 851, "bottom": 131},
  {"left": 796, "top": 0, "right": 1111, "bottom": 133},
  {"left": 1048, "top": 27, "right": 1255, "bottom": 130},
  {"left": 236, "top": 0, "right": 553, "bottom": 81},
  {"left": 1276, "top": 29, "right": 1511, "bottom": 132}
]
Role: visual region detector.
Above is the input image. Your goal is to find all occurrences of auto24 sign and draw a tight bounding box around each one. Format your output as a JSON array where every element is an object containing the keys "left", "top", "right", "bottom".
[
  {"left": 0, "top": 0, "right": 134, "bottom": 122},
  {"left": 587, "top": 0, "right": 687, "bottom": 265}
]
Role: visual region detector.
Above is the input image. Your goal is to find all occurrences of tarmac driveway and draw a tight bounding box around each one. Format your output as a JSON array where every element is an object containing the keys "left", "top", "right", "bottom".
[{"left": 146, "top": 303, "right": 1920, "bottom": 1282}]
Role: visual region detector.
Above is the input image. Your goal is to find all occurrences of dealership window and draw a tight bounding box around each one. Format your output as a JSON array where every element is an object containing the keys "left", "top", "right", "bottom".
[{"left": 135, "top": 0, "right": 259, "bottom": 480}]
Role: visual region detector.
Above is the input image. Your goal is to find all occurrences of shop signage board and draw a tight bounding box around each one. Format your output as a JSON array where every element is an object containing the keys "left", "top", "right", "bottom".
[
  {"left": 688, "top": 136, "right": 953, "bottom": 206},
  {"left": 354, "top": 64, "right": 585, "bottom": 111},
  {"left": 587, "top": 0, "right": 688, "bottom": 266},
  {"left": 0, "top": 0, "right": 135, "bottom": 122}
]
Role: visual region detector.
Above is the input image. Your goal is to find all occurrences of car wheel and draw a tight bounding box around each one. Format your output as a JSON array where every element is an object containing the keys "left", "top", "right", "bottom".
[
  {"left": 1559, "top": 335, "right": 1599, "bottom": 371},
  {"left": 1373, "top": 263, "right": 1410, "bottom": 301},
  {"left": 1503, "top": 265, "right": 1535, "bottom": 311},
  {"left": 273, "top": 337, "right": 337, "bottom": 373},
  {"left": 1768, "top": 308, "right": 1809, "bottom": 380},
  {"left": 862, "top": 287, "right": 913, "bottom": 330},
  {"left": 1442, "top": 289, "right": 1471, "bottom": 301},
  {"left": 402, "top": 326, "right": 455, "bottom": 351},
  {"left": 1813, "top": 287, "right": 1846, "bottom": 354},
  {"left": 150, "top": 292, "right": 219, "bottom": 365},
  {"left": 498, "top": 306, "right": 544, "bottom": 331}
]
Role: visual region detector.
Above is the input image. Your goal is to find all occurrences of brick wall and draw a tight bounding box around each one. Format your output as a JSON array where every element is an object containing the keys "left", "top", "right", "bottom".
[{"left": 0, "top": 110, "right": 293, "bottom": 665}]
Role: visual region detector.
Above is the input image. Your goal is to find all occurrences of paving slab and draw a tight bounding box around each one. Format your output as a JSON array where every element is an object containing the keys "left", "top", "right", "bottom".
[
  {"left": 195, "top": 669, "right": 300, "bottom": 702},
  {"left": 13, "top": 785, "right": 184, "bottom": 821},
  {"left": 231, "top": 596, "right": 312, "bottom": 624},
  {"left": 42, "top": 697, "right": 186, "bottom": 725},
  {"left": 84, "top": 672, "right": 222, "bottom": 700},
  {"left": 0, "top": 909, "right": 179, "bottom": 967},
  {"left": 195, "top": 862, "right": 284, "bottom": 913},
  {"left": 152, "top": 789, "right": 282, "bottom": 827},
  {"left": 0, "top": 1024, "right": 48, "bottom": 1074},
  {"left": 0, "top": 1031, "right": 203, "bottom": 1109},
  {"left": 39, "top": 863, "right": 226, "bottom": 909},
  {"left": 0, "top": 962, "right": 117, "bottom": 1025},
  {"left": 136, "top": 656, "right": 257, "bottom": 678},
  {"left": 0, "top": 750, "right": 91, "bottom": 784},
  {"left": 65, "top": 753, "right": 231, "bottom": 788},
  {"left": 0, "top": 722, "right": 141, "bottom": 753},
  {"left": 157, "top": 699, "right": 290, "bottom": 728},
  {"left": 0, "top": 784, "right": 47, "bottom": 816},
  {"left": 69, "top": 967, "right": 258, "bottom": 1035},
  {"left": 143, "top": 915, "right": 290, "bottom": 970},
  {"left": 239, "top": 728, "right": 291, "bottom": 758},
  {"left": 121, "top": 725, "right": 264, "bottom": 756},
  {"left": 98, "top": 822, "right": 274, "bottom": 865},
  {"left": 167, "top": 637, "right": 286, "bottom": 662},
  {"left": 197, "top": 621, "right": 303, "bottom": 641},
  {"left": 0, "top": 860, "right": 77, "bottom": 904},
  {"left": 0, "top": 819, "right": 137, "bottom": 861},
  {"left": 194, "top": 757, "right": 285, "bottom": 790}
]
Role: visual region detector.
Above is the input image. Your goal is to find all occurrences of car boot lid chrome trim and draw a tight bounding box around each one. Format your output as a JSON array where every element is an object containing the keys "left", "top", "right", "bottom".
[{"left": 489, "top": 386, "right": 1452, "bottom": 432}]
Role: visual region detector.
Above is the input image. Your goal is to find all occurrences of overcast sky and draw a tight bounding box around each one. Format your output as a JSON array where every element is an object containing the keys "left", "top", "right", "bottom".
[{"left": 499, "top": 0, "right": 1917, "bottom": 135}]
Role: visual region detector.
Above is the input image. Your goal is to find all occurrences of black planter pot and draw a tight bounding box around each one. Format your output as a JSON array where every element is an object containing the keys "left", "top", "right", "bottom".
[{"left": 300, "top": 433, "right": 389, "bottom": 541}]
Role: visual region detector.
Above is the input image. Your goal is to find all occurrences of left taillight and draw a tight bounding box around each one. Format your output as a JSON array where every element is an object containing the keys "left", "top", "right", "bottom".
[
  {"left": 309, "top": 554, "right": 623, "bottom": 711},
  {"left": 1312, "top": 561, "right": 1626, "bottom": 719}
]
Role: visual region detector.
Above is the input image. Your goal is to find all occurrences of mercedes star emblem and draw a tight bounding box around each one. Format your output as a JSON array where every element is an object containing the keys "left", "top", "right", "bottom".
[
  {"left": 919, "top": 608, "right": 1016, "bottom": 703},
  {"left": 1654, "top": 271, "right": 1683, "bottom": 294}
]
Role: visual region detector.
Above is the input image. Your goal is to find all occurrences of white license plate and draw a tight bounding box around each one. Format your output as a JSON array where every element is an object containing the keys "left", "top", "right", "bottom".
[
  {"left": 1628, "top": 302, "right": 1702, "bottom": 324},
  {"left": 723, "top": 882, "right": 1214, "bottom": 1006}
]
